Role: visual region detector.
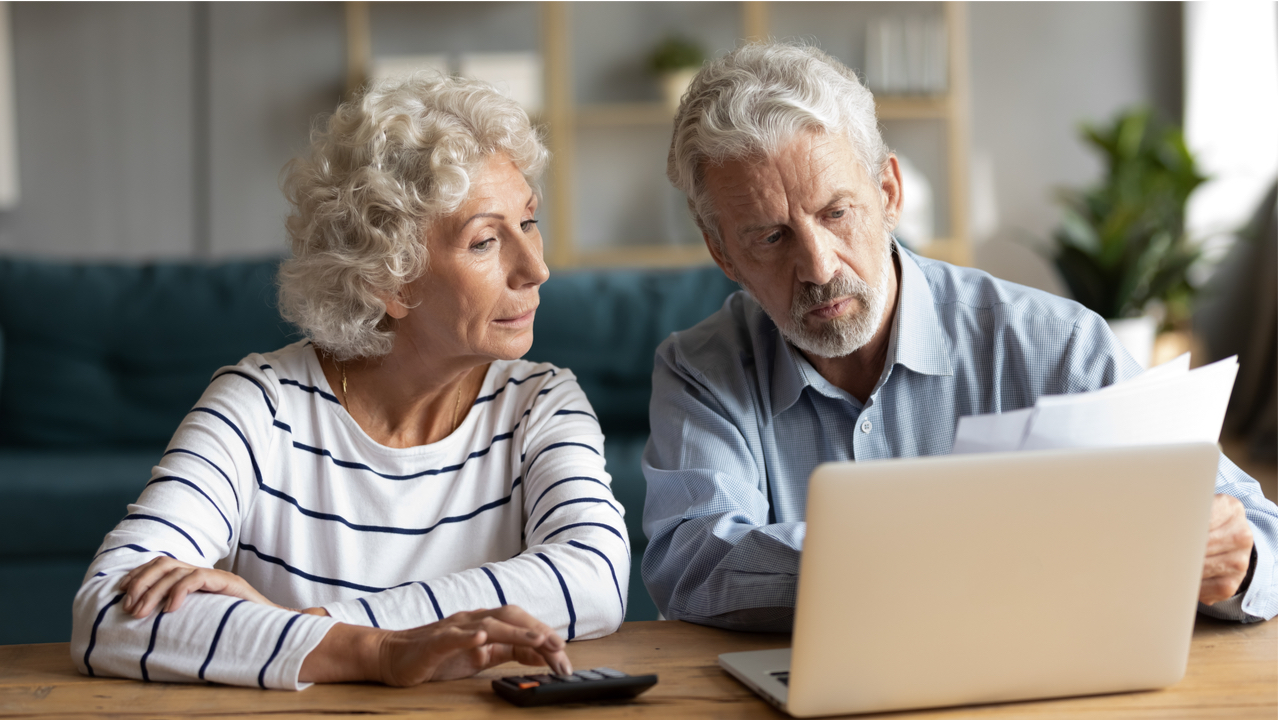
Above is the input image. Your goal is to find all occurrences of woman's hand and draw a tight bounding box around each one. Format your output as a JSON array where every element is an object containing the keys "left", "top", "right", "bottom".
[
  {"left": 118, "top": 557, "right": 279, "bottom": 619},
  {"left": 300, "top": 605, "right": 572, "bottom": 686}
]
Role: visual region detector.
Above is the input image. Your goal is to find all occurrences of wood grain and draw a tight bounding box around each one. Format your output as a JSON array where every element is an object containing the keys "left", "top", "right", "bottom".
[{"left": 0, "top": 619, "right": 1272, "bottom": 718}]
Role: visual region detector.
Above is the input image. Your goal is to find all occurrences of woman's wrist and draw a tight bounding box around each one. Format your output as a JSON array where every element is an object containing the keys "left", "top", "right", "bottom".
[{"left": 299, "top": 622, "right": 389, "bottom": 684}]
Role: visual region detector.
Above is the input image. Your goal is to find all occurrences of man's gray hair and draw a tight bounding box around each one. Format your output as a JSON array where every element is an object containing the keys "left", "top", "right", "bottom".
[
  {"left": 667, "top": 42, "right": 889, "bottom": 246},
  {"left": 279, "top": 73, "right": 548, "bottom": 361}
]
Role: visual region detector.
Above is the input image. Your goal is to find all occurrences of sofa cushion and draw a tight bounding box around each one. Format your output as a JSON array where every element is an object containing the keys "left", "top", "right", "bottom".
[
  {"left": 0, "top": 258, "right": 737, "bottom": 447},
  {"left": 602, "top": 433, "right": 659, "bottom": 621},
  {"left": 0, "top": 258, "right": 298, "bottom": 448},
  {"left": 0, "top": 448, "right": 161, "bottom": 557},
  {"left": 0, "top": 557, "right": 92, "bottom": 644},
  {"left": 529, "top": 265, "right": 738, "bottom": 435}
]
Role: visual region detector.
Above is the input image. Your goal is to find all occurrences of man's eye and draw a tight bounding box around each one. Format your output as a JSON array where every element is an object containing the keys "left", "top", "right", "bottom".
[
  {"left": 763, "top": 231, "right": 783, "bottom": 245},
  {"left": 830, "top": 209, "right": 846, "bottom": 219},
  {"left": 520, "top": 219, "right": 538, "bottom": 233}
]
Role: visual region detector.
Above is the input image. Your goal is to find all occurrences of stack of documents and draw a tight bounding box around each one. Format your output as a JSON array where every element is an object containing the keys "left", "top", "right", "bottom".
[{"left": 952, "top": 354, "right": 1239, "bottom": 454}]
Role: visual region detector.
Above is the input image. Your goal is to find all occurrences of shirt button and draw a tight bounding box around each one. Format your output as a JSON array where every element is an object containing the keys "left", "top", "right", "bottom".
[{"left": 860, "top": 420, "right": 873, "bottom": 433}]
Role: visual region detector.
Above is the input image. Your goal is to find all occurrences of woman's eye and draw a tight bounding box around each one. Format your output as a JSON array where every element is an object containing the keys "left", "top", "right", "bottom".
[
  {"left": 520, "top": 219, "right": 538, "bottom": 233},
  {"left": 471, "top": 238, "right": 495, "bottom": 252}
]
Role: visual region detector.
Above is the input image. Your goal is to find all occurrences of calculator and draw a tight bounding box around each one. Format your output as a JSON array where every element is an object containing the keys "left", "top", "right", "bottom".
[{"left": 492, "top": 666, "right": 658, "bottom": 706}]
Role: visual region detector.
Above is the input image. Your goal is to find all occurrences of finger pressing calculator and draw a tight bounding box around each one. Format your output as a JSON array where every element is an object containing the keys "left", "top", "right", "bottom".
[{"left": 492, "top": 667, "right": 658, "bottom": 707}]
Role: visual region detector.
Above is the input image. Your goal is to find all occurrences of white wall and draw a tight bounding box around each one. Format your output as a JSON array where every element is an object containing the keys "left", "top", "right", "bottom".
[
  {"left": 0, "top": 2, "right": 344, "bottom": 260},
  {"left": 967, "top": 2, "right": 1182, "bottom": 295},
  {"left": 0, "top": 2, "right": 1188, "bottom": 271},
  {"left": 0, "top": 3, "right": 198, "bottom": 259},
  {"left": 206, "top": 3, "right": 344, "bottom": 258},
  {"left": 1183, "top": 1, "right": 1278, "bottom": 273}
]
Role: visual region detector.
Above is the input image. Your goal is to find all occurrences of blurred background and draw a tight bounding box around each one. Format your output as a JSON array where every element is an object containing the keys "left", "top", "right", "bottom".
[
  {"left": 0, "top": 3, "right": 1264, "bottom": 267},
  {"left": 1, "top": 0, "right": 1272, "bottom": 448},
  {"left": 0, "top": 1, "right": 1274, "bottom": 640}
]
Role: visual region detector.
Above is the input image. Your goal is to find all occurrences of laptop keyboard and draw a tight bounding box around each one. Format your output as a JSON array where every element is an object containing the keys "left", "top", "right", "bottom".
[{"left": 770, "top": 671, "right": 790, "bottom": 686}]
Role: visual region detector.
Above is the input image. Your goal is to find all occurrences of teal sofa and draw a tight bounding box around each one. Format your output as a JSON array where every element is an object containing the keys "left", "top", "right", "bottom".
[{"left": 0, "top": 257, "right": 738, "bottom": 644}]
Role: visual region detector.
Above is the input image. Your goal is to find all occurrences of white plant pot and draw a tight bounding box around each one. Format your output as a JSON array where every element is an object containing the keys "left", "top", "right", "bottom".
[
  {"left": 661, "top": 68, "right": 699, "bottom": 113},
  {"left": 1106, "top": 316, "right": 1158, "bottom": 369}
]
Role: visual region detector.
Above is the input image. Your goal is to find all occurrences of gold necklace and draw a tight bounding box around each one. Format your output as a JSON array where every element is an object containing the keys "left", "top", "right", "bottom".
[
  {"left": 342, "top": 360, "right": 465, "bottom": 434},
  {"left": 452, "top": 381, "right": 463, "bottom": 433}
]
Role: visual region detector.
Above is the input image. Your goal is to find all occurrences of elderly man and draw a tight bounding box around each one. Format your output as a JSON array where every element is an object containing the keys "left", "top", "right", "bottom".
[{"left": 641, "top": 43, "right": 1276, "bottom": 632}]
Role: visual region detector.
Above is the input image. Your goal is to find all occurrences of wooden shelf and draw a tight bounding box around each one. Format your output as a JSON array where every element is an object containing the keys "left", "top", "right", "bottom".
[
  {"left": 875, "top": 94, "right": 952, "bottom": 120},
  {"left": 917, "top": 237, "right": 971, "bottom": 267},
  {"left": 571, "top": 243, "right": 712, "bottom": 269},
  {"left": 577, "top": 103, "right": 674, "bottom": 128},
  {"left": 347, "top": 2, "right": 971, "bottom": 270}
]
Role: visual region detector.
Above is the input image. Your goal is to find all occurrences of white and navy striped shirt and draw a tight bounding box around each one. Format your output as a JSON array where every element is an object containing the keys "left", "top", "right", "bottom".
[{"left": 71, "top": 341, "right": 629, "bottom": 689}]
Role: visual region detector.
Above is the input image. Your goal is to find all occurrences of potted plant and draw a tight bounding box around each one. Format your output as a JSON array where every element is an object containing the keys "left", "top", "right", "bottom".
[
  {"left": 1049, "top": 107, "right": 1207, "bottom": 367},
  {"left": 648, "top": 35, "right": 705, "bottom": 112}
]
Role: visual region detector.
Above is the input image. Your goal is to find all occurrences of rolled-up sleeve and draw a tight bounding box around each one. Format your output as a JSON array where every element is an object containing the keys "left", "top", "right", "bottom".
[
  {"left": 70, "top": 357, "right": 337, "bottom": 689},
  {"left": 1198, "top": 454, "right": 1278, "bottom": 622},
  {"left": 641, "top": 340, "right": 802, "bottom": 630}
]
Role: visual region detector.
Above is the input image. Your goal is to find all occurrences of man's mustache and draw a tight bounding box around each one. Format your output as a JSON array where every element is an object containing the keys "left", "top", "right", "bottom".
[{"left": 794, "top": 275, "right": 867, "bottom": 316}]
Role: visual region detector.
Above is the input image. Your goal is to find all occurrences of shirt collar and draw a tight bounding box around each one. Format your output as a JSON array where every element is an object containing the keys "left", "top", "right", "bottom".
[
  {"left": 768, "top": 241, "right": 953, "bottom": 417},
  {"left": 892, "top": 245, "right": 955, "bottom": 378}
]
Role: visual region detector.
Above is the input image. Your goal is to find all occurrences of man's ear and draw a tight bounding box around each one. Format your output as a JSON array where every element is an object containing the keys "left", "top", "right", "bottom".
[
  {"left": 703, "top": 230, "right": 739, "bottom": 283},
  {"left": 879, "top": 154, "right": 905, "bottom": 231}
]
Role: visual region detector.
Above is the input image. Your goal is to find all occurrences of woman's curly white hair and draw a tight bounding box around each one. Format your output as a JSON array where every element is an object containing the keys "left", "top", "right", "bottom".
[{"left": 278, "top": 73, "right": 548, "bottom": 361}]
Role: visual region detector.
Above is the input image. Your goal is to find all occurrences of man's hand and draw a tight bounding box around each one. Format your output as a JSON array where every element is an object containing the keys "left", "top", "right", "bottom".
[
  {"left": 119, "top": 557, "right": 279, "bottom": 619},
  {"left": 1200, "top": 494, "right": 1254, "bottom": 605},
  {"left": 300, "top": 605, "right": 572, "bottom": 686}
]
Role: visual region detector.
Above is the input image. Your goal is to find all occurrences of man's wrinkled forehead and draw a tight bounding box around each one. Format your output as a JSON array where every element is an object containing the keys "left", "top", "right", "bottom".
[{"left": 704, "top": 131, "right": 867, "bottom": 209}]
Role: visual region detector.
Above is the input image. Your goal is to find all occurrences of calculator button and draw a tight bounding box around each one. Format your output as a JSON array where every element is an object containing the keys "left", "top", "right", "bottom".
[
  {"left": 530, "top": 674, "right": 557, "bottom": 683},
  {"left": 575, "top": 670, "right": 604, "bottom": 680},
  {"left": 594, "top": 667, "right": 626, "bottom": 678},
  {"left": 514, "top": 679, "right": 539, "bottom": 689},
  {"left": 553, "top": 674, "right": 583, "bottom": 682}
]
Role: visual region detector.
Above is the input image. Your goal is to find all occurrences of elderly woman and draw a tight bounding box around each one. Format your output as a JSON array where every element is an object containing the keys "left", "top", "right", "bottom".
[{"left": 70, "top": 75, "right": 628, "bottom": 689}]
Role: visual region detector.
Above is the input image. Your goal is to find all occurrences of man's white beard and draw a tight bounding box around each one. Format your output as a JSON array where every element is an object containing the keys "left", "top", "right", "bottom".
[{"left": 747, "top": 232, "right": 894, "bottom": 359}]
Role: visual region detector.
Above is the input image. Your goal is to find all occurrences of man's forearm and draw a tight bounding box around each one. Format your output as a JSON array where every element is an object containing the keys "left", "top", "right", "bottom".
[
  {"left": 696, "top": 606, "right": 795, "bottom": 633},
  {"left": 646, "top": 517, "right": 805, "bottom": 628}
]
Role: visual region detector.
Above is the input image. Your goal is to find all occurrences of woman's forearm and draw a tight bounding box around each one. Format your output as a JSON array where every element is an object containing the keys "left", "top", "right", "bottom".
[
  {"left": 299, "top": 622, "right": 387, "bottom": 683},
  {"left": 72, "top": 573, "right": 335, "bottom": 689}
]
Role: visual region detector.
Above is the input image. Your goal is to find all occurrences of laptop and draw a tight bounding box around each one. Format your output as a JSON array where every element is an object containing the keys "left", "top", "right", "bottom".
[{"left": 719, "top": 443, "right": 1220, "bottom": 717}]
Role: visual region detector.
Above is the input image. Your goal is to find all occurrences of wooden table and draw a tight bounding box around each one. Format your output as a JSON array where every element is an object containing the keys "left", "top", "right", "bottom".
[{"left": 0, "top": 618, "right": 1274, "bottom": 718}]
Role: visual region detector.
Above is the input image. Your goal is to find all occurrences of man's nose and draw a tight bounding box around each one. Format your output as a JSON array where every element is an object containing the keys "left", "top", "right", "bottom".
[{"left": 793, "top": 223, "right": 839, "bottom": 287}]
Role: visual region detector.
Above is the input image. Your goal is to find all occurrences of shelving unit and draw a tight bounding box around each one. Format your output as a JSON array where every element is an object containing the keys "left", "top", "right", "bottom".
[{"left": 344, "top": 1, "right": 971, "bottom": 268}]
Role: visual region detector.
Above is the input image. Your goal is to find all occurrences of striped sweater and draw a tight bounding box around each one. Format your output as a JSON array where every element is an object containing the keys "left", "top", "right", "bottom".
[{"left": 70, "top": 341, "right": 629, "bottom": 689}]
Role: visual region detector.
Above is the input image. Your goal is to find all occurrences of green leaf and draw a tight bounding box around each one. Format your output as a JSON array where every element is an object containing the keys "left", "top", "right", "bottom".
[
  {"left": 1055, "top": 246, "right": 1114, "bottom": 317},
  {"left": 1057, "top": 208, "right": 1100, "bottom": 255},
  {"left": 1046, "top": 106, "right": 1203, "bottom": 318}
]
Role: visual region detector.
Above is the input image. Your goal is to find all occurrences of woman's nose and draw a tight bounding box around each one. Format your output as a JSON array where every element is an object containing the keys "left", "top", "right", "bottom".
[{"left": 511, "top": 230, "right": 549, "bottom": 288}]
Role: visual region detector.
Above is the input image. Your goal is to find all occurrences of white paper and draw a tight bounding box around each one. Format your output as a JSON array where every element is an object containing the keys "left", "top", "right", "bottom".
[
  {"left": 951, "top": 407, "right": 1034, "bottom": 455},
  {"left": 1024, "top": 356, "right": 1238, "bottom": 450},
  {"left": 951, "top": 354, "right": 1238, "bottom": 454},
  {"left": 1093, "top": 352, "right": 1191, "bottom": 394}
]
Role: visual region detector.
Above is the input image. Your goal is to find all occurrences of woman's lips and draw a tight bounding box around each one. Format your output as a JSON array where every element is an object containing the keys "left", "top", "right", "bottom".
[
  {"left": 807, "top": 297, "right": 853, "bottom": 321},
  {"left": 494, "top": 307, "right": 537, "bottom": 328}
]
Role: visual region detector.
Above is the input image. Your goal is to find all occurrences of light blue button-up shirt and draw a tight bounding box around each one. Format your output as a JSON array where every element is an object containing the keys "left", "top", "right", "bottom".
[{"left": 641, "top": 246, "right": 1277, "bottom": 630}]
